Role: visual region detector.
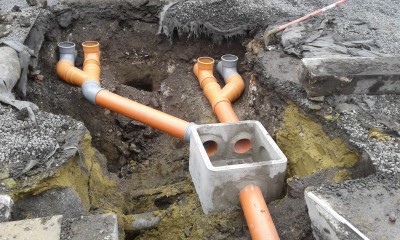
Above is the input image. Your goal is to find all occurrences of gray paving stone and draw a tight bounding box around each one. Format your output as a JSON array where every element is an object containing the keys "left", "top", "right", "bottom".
[
  {"left": 0, "top": 215, "right": 63, "bottom": 240},
  {"left": 299, "top": 57, "right": 400, "bottom": 96}
]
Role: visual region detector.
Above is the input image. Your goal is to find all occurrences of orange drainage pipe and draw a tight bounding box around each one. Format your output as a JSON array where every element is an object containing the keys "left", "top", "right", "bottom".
[
  {"left": 193, "top": 57, "right": 239, "bottom": 123},
  {"left": 56, "top": 41, "right": 195, "bottom": 141},
  {"left": 194, "top": 55, "right": 278, "bottom": 239},
  {"left": 82, "top": 41, "right": 101, "bottom": 83},
  {"left": 240, "top": 185, "right": 280, "bottom": 240}
]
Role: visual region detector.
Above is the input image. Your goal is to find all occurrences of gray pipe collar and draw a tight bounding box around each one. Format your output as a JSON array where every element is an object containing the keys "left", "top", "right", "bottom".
[
  {"left": 82, "top": 80, "right": 103, "bottom": 105},
  {"left": 216, "top": 54, "right": 239, "bottom": 82},
  {"left": 184, "top": 122, "right": 197, "bottom": 143},
  {"left": 58, "top": 41, "right": 77, "bottom": 63}
]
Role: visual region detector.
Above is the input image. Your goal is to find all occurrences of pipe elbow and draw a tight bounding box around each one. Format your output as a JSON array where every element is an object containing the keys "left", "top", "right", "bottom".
[
  {"left": 82, "top": 80, "right": 103, "bottom": 104},
  {"left": 216, "top": 54, "right": 238, "bottom": 81},
  {"left": 217, "top": 54, "right": 245, "bottom": 102},
  {"left": 56, "top": 60, "right": 88, "bottom": 86}
]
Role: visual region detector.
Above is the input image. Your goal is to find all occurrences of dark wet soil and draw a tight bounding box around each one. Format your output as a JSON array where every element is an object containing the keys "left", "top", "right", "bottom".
[{"left": 26, "top": 2, "right": 315, "bottom": 239}]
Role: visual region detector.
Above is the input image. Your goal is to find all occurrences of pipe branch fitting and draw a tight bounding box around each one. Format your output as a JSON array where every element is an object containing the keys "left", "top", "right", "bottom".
[
  {"left": 57, "top": 41, "right": 193, "bottom": 141},
  {"left": 217, "top": 54, "right": 245, "bottom": 103},
  {"left": 193, "top": 57, "right": 239, "bottom": 123},
  {"left": 216, "top": 54, "right": 238, "bottom": 81}
]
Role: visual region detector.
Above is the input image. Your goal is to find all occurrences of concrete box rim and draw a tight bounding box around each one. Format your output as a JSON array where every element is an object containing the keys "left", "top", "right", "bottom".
[{"left": 191, "top": 120, "right": 287, "bottom": 171}]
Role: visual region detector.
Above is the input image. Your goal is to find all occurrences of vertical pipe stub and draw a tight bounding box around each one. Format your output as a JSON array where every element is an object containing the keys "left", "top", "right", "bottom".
[
  {"left": 197, "top": 57, "right": 215, "bottom": 70},
  {"left": 58, "top": 42, "right": 76, "bottom": 63},
  {"left": 82, "top": 41, "right": 100, "bottom": 53},
  {"left": 221, "top": 54, "right": 238, "bottom": 68},
  {"left": 217, "top": 54, "right": 239, "bottom": 82},
  {"left": 58, "top": 41, "right": 76, "bottom": 54}
]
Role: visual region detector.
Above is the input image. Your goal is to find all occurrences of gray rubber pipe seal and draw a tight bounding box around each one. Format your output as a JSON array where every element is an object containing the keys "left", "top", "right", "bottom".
[
  {"left": 184, "top": 122, "right": 197, "bottom": 143},
  {"left": 82, "top": 80, "right": 103, "bottom": 105}
]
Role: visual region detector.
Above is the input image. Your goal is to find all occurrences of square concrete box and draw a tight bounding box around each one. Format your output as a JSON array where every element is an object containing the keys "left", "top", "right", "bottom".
[{"left": 189, "top": 120, "right": 287, "bottom": 214}]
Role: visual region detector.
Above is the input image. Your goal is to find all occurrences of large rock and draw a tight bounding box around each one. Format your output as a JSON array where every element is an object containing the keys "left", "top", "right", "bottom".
[
  {"left": 0, "top": 195, "right": 13, "bottom": 223},
  {"left": 299, "top": 57, "right": 400, "bottom": 96}
]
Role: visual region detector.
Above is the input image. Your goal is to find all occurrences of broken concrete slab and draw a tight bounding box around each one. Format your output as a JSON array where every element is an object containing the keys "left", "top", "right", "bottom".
[
  {"left": 60, "top": 213, "right": 118, "bottom": 240},
  {"left": 13, "top": 187, "right": 87, "bottom": 220},
  {"left": 0, "top": 215, "right": 63, "bottom": 240},
  {"left": 0, "top": 195, "right": 13, "bottom": 223},
  {"left": 299, "top": 57, "right": 400, "bottom": 97},
  {"left": 305, "top": 173, "right": 400, "bottom": 240},
  {"left": 305, "top": 190, "right": 368, "bottom": 240}
]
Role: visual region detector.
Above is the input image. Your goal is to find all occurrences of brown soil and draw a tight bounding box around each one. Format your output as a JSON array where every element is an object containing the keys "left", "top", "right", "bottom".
[{"left": 24, "top": 2, "right": 356, "bottom": 239}]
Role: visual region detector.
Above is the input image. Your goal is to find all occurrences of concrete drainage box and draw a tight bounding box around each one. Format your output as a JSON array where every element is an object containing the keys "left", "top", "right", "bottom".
[{"left": 189, "top": 120, "right": 287, "bottom": 214}]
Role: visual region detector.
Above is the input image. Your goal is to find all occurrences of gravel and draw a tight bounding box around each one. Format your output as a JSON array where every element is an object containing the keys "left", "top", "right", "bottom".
[
  {"left": 0, "top": 104, "right": 85, "bottom": 178},
  {"left": 162, "top": 0, "right": 400, "bottom": 55}
]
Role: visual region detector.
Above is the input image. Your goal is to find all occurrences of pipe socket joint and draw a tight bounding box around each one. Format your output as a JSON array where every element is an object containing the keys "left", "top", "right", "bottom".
[
  {"left": 58, "top": 42, "right": 77, "bottom": 63},
  {"left": 82, "top": 80, "right": 103, "bottom": 105},
  {"left": 184, "top": 122, "right": 197, "bottom": 143},
  {"left": 82, "top": 41, "right": 100, "bottom": 53},
  {"left": 216, "top": 54, "right": 239, "bottom": 82}
]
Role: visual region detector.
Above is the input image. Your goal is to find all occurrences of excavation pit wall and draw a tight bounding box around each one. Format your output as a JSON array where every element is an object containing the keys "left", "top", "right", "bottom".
[{"left": 0, "top": 1, "right": 378, "bottom": 239}]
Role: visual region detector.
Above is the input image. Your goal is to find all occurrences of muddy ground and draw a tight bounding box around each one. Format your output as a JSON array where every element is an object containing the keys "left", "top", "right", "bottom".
[
  {"left": 1, "top": 0, "right": 395, "bottom": 239},
  {"left": 23, "top": 2, "right": 315, "bottom": 239}
]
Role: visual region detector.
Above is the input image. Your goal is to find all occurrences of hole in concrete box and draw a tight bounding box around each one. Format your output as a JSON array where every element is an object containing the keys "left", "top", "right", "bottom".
[
  {"left": 196, "top": 122, "right": 282, "bottom": 167},
  {"left": 257, "top": 146, "right": 271, "bottom": 163},
  {"left": 203, "top": 140, "right": 218, "bottom": 157},
  {"left": 233, "top": 138, "right": 252, "bottom": 154}
]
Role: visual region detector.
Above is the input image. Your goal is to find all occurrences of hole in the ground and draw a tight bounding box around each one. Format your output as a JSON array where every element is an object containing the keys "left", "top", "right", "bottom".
[
  {"left": 28, "top": 3, "right": 247, "bottom": 176},
  {"left": 22, "top": 2, "right": 376, "bottom": 240},
  {"left": 154, "top": 195, "right": 178, "bottom": 210},
  {"left": 127, "top": 81, "right": 153, "bottom": 92}
]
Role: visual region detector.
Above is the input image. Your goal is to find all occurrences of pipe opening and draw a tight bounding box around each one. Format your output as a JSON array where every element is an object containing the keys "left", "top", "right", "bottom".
[
  {"left": 233, "top": 138, "right": 252, "bottom": 154},
  {"left": 221, "top": 54, "right": 238, "bottom": 62},
  {"left": 197, "top": 57, "right": 215, "bottom": 65},
  {"left": 82, "top": 41, "right": 99, "bottom": 47},
  {"left": 58, "top": 41, "right": 75, "bottom": 48},
  {"left": 82, "top": 41, "right": 100, "bottom": 52},
  {"left": 58, "top": 42, "right": 75, "bottom": 53},
  {"left": 203, "top": 140, "right": 218, "bottom": 157}
]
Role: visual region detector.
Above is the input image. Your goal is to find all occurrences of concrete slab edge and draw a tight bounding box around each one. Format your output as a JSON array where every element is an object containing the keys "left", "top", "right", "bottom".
[{"left": 305, "top": 191, "right": 369, "bottom": 240}]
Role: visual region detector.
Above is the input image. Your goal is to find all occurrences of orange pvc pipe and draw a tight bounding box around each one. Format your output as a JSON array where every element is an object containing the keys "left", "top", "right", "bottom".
[
  {"left": 56, "top": 41, "right": 190, "bottom": 140},
  {"left": 82, "top": 41, "right": 101, "bottom": 82},
  {"left": 221, "top": 73, "right": 245, "bottom": 103},
  {"left": 193, "top": 57, "right": 239, "bottom": 123},
  {"left": 56, "top": 60, "right": 89, "bottom": 86},
  {"left": 95, "top": 90, "right": 190, "bottom": 139},
  {"left": 194, "top": 56, "right": 278, "bottom": 239},
  {"left": 240, "top": 185, "right": 280, "bottom": 240}
]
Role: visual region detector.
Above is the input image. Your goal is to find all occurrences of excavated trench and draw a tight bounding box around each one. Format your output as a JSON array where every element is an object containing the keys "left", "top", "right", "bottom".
[{"left": 17, "top": 2, "right": 375, "bottom": 239}]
